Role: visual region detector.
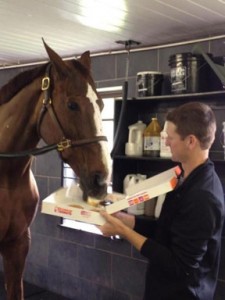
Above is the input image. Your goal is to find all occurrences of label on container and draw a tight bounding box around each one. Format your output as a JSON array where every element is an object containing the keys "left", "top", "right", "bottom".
[
  {"left": 171, "top": 66, "right": 187, "bottom": 92},
  {"left": 144, "top": 136, "right": 160, "bottom": 151}
]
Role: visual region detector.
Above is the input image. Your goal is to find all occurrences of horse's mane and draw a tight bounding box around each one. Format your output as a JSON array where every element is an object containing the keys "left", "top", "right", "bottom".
[
  {"left": 0, "top": 63, "right": 47, "bottom": 105},
  {"left": 0, "top": 59, "right": 91, "bottom": 106}
]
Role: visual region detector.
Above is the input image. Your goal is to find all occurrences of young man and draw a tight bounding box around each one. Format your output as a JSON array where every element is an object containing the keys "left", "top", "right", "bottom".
[{"left": 99, "top": 102, "right": 225, "bottom": 300}]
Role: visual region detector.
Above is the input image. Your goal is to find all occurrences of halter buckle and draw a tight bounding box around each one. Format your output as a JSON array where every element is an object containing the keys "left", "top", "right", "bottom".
[
  {"left": 41, "top": 77, "right": 50, "bottom": 91},
  {"left": 57, "top": 139, "right": 72, "bottom": 152}
]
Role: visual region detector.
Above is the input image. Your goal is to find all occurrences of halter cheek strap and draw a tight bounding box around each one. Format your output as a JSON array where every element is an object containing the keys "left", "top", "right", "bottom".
[{"left": 37, "top": 64, "right": 67, "bottom": 148}]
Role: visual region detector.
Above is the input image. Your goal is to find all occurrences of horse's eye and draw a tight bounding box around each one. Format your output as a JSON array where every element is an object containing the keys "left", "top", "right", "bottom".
[{"left": 67, "top": 101, "right": 80, "bottom": 111}]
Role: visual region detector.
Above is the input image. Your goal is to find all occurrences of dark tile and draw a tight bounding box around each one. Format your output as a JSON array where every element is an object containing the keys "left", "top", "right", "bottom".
[
  {"left": 35, "top": 150, "right": 61, "bottom": 177},
  {"left": 0, "top": 68, "right": 22, "bottom": 87},
  {"left": 24, "top": 262, "right": 49, "bottom": 290},
  {"left": 210, "top": 39, "right": 225, "bottom": 57},
  {"left": 116, "top": 50, "right": 158, "bottom": 78},
  {"left": 30, "top": 210, "right": 62, "bottom": 238},
  {"left": 27, "top": 233, "right": 49, "bottom": 266},
  {"left": 131, "top": 246, "right": 148, "bottom": 262},
  {"left": 77, "top": 246, "right": 111, "bottom": 287},
  {"left": 49, "top": 177, "right": 62, "bottom": 194},
  {"left": 48, "top": 239, "right": 78, "bottom": 276},
  {"left": 95, "top": 235, "right": 131, "bottom": 256},
  {"left": 24, "top": 281, "right": 45, "bottom": 298},
  {"left": 92, "top": 55, "right": 116, "bottom": 81},
  {"left": 35, "top": 176, "right": 48, "bottom": 200},
  {"left": 61, "top": 226, "right": 95, "bottom": 247},
  {"left": 0, "top": 272, "right": 71, "bottom": 300},
  {"left": 26, "top": 291, "right": 70, "bottom": 299},
  {"left": 61, "top": 272, "right": 130, "bottom": 300},
  {"left": 46, "top": 267, "right": 64, "bottom": 296},
  {"left": 96, "top": 78, "right": 125, "bottom": 89}
]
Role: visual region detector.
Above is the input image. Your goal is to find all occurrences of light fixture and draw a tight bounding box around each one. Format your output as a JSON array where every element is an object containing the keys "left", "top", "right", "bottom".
[{"left": 77, "top": 0, "right": 127, "bottom": 32}]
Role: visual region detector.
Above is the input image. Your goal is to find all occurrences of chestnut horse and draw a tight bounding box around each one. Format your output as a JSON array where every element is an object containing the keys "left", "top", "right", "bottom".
[{"left": 0, "top": 41, "right": 111, "bottom": 300}]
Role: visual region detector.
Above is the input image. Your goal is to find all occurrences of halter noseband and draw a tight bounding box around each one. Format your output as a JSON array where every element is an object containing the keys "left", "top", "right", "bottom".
[{"left": 0, "top": 64, "right": 107, "bottom": 159}]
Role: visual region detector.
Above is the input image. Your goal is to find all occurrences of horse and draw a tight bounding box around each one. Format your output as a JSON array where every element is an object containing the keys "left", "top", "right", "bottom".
[{"left": 0, "top": 40, "right": 111, "bottom": 300}]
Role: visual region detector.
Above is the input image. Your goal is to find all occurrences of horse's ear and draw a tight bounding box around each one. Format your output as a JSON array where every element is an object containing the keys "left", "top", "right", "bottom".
[
  {"left": 42, "top": 38, "right": 68, "bottom": 78},
  {"left": 79, "top": 51, "right": 91, "bottom": 70}
]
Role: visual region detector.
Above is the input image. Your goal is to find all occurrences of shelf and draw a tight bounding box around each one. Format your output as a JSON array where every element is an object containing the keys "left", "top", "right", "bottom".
[
  {"left": 114, "top": 155, "right": 172, "bottom": 161},
  {"left": 129, "top": 90, "right": 225, "bottom": 101},
  {"left": 114, "top": 151, "right": 225, "bottom": 163}
]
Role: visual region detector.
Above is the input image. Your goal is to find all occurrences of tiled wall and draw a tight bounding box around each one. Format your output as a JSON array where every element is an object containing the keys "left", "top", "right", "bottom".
[{"left": 0, "top": 37, "right": 225, "bottom": 299}]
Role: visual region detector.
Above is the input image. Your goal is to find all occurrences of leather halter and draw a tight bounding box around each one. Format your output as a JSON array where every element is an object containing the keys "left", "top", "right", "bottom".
[
  {"left": 0, "top": 64, "right": 107, "bottom": 158},
  {"left": 37, "top": 63, "right": 107, "bottom": 152}
]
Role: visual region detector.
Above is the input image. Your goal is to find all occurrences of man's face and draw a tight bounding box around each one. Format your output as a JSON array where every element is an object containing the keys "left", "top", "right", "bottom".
[{"left": 166, "top": 121, "right": 189, "bottom": 163}]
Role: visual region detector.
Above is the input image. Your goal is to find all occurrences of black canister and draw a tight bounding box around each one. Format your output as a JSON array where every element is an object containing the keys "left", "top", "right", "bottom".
[
  {"left": 169, "top": 52, "right": 210, "bottom": 94},
  {"left": 136, "top": 71, "right": 164, "bottom": 97}
]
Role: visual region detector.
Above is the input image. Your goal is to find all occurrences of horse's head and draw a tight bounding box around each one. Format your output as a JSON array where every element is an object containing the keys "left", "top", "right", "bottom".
[{"left": 38, "top": 41, "right": 111, "bottom": 200}]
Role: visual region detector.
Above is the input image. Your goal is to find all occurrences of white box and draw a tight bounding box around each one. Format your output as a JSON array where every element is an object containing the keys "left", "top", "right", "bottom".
[{"left": 41, "top": 166, "right": 181, "bottom": 225}]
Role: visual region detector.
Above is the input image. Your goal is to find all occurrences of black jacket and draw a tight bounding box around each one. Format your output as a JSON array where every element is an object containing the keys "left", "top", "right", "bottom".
[{"left": 134, "top": 160, "right": 225, "bottom": 300}]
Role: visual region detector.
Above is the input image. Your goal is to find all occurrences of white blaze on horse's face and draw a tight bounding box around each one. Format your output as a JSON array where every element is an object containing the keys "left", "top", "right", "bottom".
[{"left": 86, "top": 83, "right": 111, "bottom": 179}]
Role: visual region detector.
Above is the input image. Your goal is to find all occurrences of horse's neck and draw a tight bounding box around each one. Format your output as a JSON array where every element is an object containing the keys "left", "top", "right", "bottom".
[
  {"left": 0, "top": 77, "right": 43, "bottom": 152},
  {"left": 0, "top": 77, "right": 43, "bottom": 185}
]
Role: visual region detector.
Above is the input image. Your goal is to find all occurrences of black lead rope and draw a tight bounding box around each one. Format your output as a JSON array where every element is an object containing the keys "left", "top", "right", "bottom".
[
  {"left": 0, "top": 135, "right": 108, "bottom": 159},
  {"left": 0, "top": 144, "right": 58, "bottom": 158}
]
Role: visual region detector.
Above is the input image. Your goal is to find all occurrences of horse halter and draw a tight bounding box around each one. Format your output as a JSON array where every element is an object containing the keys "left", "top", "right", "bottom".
[
  {"left": 37, "top": 63, "right": 107, "bottom": 152},
  {"left": 0, "top": 64, "right": 107, "bottom": 159}
]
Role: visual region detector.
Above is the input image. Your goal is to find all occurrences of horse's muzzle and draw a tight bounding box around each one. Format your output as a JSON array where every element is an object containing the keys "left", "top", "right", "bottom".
[{"left": 80, "top": 172, "right": 108, "bottom": 201}]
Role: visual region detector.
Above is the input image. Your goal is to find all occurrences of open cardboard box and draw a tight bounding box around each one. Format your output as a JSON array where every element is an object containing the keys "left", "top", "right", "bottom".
[{"left": 41, "top": 165, "right": 181, "bottom": 225}]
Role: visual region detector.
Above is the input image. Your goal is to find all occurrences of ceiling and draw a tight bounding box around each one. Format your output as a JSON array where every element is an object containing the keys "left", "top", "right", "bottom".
[{"left": 1, "top": 0, "right": 225, "bottom": 67}]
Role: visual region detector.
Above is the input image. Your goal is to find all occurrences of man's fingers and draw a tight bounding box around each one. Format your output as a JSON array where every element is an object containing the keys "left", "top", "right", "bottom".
[{"left": 100, "top": 210, "right": 113, "bottom": 221}]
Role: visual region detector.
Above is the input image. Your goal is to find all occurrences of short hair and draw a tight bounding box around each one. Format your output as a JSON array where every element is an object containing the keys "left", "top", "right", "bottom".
[{"left": 166, "top": 102, "right": 216, "bottom": 150}]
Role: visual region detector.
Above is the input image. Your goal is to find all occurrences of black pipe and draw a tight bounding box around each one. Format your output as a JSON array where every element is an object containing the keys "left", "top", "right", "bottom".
[{"left": 110, "top": 81, "right": 128, "bottom": 158}]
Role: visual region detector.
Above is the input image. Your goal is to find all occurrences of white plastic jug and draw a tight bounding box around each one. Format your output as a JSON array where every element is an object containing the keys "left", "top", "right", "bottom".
[
  {"left": 125, "top": 121, "right": 146, "bottom": 156},
  {"left": 124, "top": 173, "right": 147, "bottom": 215},
  {"left": 123, "top": 174, "right": 137, "bottom": 194}
]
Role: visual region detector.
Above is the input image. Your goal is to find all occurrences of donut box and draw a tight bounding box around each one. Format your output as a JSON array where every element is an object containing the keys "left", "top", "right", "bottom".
[{"left": 41, "top": 166, "right": 181, "bottom": 225}]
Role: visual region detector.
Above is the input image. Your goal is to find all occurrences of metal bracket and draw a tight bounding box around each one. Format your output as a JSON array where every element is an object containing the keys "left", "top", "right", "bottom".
[
  {"left": 41, "top": 76, "right": 50, "bottom": 91},
  {"left": 57, "top": 139, "right": 72, "bottom": 152}
]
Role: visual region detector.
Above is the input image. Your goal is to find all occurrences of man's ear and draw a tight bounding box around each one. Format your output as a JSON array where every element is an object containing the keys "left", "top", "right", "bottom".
[{"left": 186, "top": 135, "right": 198, "bottom": 149}]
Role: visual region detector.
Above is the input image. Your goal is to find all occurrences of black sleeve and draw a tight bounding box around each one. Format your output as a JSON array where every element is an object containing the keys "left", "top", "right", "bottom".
[{"left": 134, "top": 215, "right": 158, "bottom": 238}]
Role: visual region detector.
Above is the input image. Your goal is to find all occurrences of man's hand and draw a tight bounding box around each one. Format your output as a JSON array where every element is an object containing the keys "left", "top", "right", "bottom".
[
  {"left": 99, "top": 211, "right": 127, "bottom": 237},
  {"left": 99, "top": 211, "right": 147, "bottom": 251}
]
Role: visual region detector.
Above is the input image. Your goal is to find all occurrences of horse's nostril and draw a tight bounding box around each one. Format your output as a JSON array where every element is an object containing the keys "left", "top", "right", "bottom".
[{"left": 93, "top": 172, "right": 105, "bottom": 187}]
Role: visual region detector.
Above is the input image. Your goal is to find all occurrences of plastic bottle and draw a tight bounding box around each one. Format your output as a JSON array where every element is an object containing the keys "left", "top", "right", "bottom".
[
  {"left": 125, "top": 120, "right": 146, "bottom": 156},
  {"left": 126, "top": 174, "right": 146, "bottom": 215},
  {"left": 160, "top": 121, "right": 172, "bottom": 158},
  {"left": 143, "top": 117, "right": 161, "bottom": 156}
]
